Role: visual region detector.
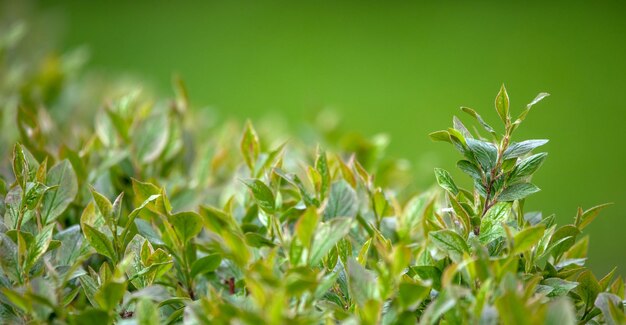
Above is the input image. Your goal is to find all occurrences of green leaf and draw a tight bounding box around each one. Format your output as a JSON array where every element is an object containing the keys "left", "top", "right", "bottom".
[
  {"left": 409, "top": 265, "right": 442, "bottom": 290},
  {"left": 466, "top": 139, "right": 498, "bottom": 171},
  {"left": 576, "top": 203, "right": 613, "bottom": 230},
  {"left": 245, "top": 233, "right": 275, "bottom": 248},
  {"left": 95, "top": 280, "right": 126, "bottom": 312},
  {"left": 545, "top": 298, "right": 576, "bottom": 325},
  {"left": 495, "top": 84, "right": 510, "bottom": 123},
  {"left": 448, "top": 194, "right": 471, "bottom": 236},
  {"left": 479, "top": 202, "right": 511, "bottom": 244},
  {"left": 460, "top": 106, "right": 496, "bottom": 135},
  {"left": 125, "top": 235, "right": 149, "bottom": 288},
  {"left": 508, "top": 152, "right": 547, "bottom": 182},
  {"left": 1, "top": 288, "right": 31, "bottom": 313},
  {"left": 452, "top": 116, "right": 472, "bottom": 139},
  {"left": 503, "top": 139, "right": 548, "bottom": 159},
  {"left": 168, "top": 211, "right": 203, "bottom": 243},
  {"left": 295, "top": 206, "right": 319, "bottom": 248},
  {"left": 497, "top": 183, "right": 540, "bottom": 202},
  {"left": 82, "top": 224, "right": 116, "bottom": 261},
  {"left": 434, "top": 168, "right": 459, "bottom": 195},
  {"left": 131, "top": 179, "right": 172, "bottom": 218},
  {"left": 136, "top": 298, "right": 160, "bottom": 325},
  {"left": 54, "top": 225, "right": 86, "bottom": 266},
  {"left": 41, "top": 160, "right": 78, "bottom": 224},
  {"left": 541, "top": 278, "right": 578, "bottom": 297},
  {"left": 347, "top": 258, "right": 378, "bottom": 306},
  {"left": 0, "top": 233, "right": 19, "bottom": 282},
  {"left": 90, "top": 187, "right": 113, "bottom": 221},
  {"left": 24, "top": 224, "right": 55, "bottom": 271},
  {"left": 514, "top": 92, "right": 550, "bottom": 127},
  {"left": 315, "top": 148, "right": 331, "bottom": 200},
  {"left": 134, "top": 113, "right": 170, "bottom": 164},
  {"left": 596, "top": 293, "right": 626, "bottom": 325},
  {"left": 457, "top": 160, "right": 482, "bottom": 180},
  {"left": 323, "top": 180, "right": 357, "bottom": 220},
  {"left": 576, "top": 270, "right": 602, "bottom": 311},
  {"left": 242, "top": 179, "right": 275, "bottom": 214},
  {"left": 190, "top": 254, "right": 221, "bottom": 278},
  {"left": 429, "top": 230, "right": 469, "bottom": 262},
  {"left": 429, "top": 130, "right": 451, "bottom": 143},
  {"left": 240, "top": 120, "right": 260, "bottom": 171},
  {"left": 70, "top": 308, "right": 111, "bottom": 324},
  {"left": 12, "top": 143, "right": 29, "bottom": 189},
  {"left": 511, "top": 224, "right": 545, "bottom": 255},
  {"left": 310, "top": 217, "right": 352, "bottom": 266}
]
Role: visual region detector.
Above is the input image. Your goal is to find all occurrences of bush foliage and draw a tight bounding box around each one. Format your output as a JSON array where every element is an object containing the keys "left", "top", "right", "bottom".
[{"left": 0, "top": 21, "right": 624, "bottom": 325}]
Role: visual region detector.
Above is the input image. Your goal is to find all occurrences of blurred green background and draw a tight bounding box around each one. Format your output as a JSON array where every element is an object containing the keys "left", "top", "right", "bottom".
[{"left": 34, "top": 0, "right": 626, "bottom": 274}]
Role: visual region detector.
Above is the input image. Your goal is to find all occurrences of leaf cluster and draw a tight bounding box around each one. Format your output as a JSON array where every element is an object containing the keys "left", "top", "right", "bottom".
[{"left": 0, "top": 22, "right": 623, "bottom": 325}]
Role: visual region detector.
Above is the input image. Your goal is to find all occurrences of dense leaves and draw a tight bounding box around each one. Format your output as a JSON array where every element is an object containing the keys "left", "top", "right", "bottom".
[{"left": 0, "top": 22, "right": 623, "bottom": 325}]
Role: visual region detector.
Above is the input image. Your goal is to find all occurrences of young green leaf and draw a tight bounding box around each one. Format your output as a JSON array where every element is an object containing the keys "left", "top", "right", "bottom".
[
  {"left": 460, "top": 106, "right": 496, "bottom": 136},
  {"left": 429, "top": 229, "right": 469, "bottom": 262},
  {"left": 190, "top": 254, "right": 222, "bottom": 278},
  {"left": 315, "top": 148, "right": 331, "bottom": 200},
  {"left": 90, "top": 187, "right": 113, "bottom": 221},
  {"left": 82, "top": 224, "right": 116, "bottom": 261},
  {"left": 41, "top": 160, "right": 78, "bottom": 224},
  {"left": 240, "top": 120, "right": 260, "bottom": 171},
  {"left": 466, "top": 139, "right": 498, "bottom": 171},
  {"left": 434, "top": 168, "right": 459, "bottom": 195},
  {"left": 508, "top": 152, "right": 547, "bottom": 182},
  {"left": 295, "top": 206, "right": 320, "bottom": 248},
  {"left": 242, "top": 179, "right": 275, "bottom": 214},
  {"left": 513, "top": 92, "right": 550, "bottom": 128},
  {"left": 511, "top": 224, "right": 545, "bottom": 255},
  {"left": 323, "top": 180, "right": 357, "bottom": 220},
  {"left": 24, "top": 224, "right": 55, "bottom": 271},
  {"left": 503, "top": 140, "right": 548, "bottom": 159},
  {"left": 495, "top": 84, "right": 510, "bottom": 124},
  {"left": 133, "top": 114, "right": 170, "bottom": 164},
  {"left": 456, "top": 160, "right": 482, "bottom": 180},
  {"left": 497, "top": 183, "right": 540, "bottom": 202},
  {"left": 0, "top": 233, "right": 20, "bottom": 282},
  {"left": 576, "top": 203, "right": 613, "bottom": 230},
  {"left": 429, "top": 130, "right": 451, "bottom": 143},
  {"left": 310, "top": 217, "right": 352, "bottom": 266},
  {"left": 168, "top": 211, "right": 203, "bottom": 243}
]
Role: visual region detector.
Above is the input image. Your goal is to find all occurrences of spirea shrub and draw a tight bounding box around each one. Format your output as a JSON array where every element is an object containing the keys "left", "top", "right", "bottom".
[{"left": 0, "top": 22, "right": 624, "bottom": 325}]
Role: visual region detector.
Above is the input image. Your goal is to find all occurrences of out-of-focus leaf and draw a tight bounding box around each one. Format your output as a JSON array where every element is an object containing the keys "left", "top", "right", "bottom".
[
  {"left": 295, "top": 206, "right": 319, "bottom": 248},
  {"left": 136, "top": 298, "right": 160, "bottom": 325},
  {"left": 310, "top": 217, "right": 352, "bottom": 266},
  {"left": 240, "top": 121, "right": 260, "bottom": 171},
  {"left": 133, "top": 113, "right": 170, "bottom": 164},
  {"left": 190, "top": 254, "right": 221, "bottom": 278},
  {"left": 242, "top": 179, "right": 275, "bottom": 214},
  {"left": 595, "top": 292, "right": 626, "bottom": 325}
]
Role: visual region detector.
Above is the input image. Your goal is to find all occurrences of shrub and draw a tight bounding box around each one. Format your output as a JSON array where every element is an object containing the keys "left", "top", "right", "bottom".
[{"left": 0, "top": 21, "right": 624, "bottom": 325}]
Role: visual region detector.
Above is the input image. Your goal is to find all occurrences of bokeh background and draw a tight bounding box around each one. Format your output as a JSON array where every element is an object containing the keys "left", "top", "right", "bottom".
[{"left": 24, "top": 0, "right": 626, "bottom": 275}]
